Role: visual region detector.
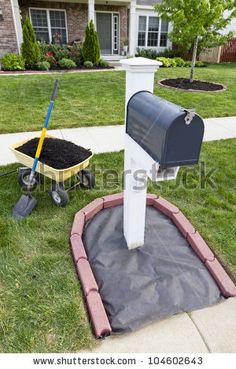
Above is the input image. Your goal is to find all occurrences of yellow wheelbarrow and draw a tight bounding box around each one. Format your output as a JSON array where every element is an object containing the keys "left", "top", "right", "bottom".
[{"left": 10, "top": 135, "right": 95, "bottom": 208}]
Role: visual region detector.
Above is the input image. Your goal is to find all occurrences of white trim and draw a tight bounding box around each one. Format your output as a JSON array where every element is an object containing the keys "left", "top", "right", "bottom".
[
  {"left": 95, "top": 11, "right": 120, "bottom": 55},
  {"left": 29, "top": 7, "right": 68, "bottom": 44},
  {"left": 88, "top": 0, "right": 95, "bottom": 23},
  {"left": 10, "top": 0, "right": 22, "bottom": 53},
  {"left": 136, "top": 5, "right": 156, "bottom": 10},
  {"left": 136, "top": 11, "right": 169, "bottom": 49}
]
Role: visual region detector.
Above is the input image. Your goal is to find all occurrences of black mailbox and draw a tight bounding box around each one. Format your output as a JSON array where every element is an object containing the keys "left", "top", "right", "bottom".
[{"left": 126, "top": 91, "right": 204, "bottom": 168}]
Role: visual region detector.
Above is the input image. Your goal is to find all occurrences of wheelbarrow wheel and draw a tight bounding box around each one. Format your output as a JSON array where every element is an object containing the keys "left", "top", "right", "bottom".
[
  {"left": 18, "top": 168, "right": 39, "bottom": 190},
  {"left": 50, "top": 182, "right": 69, "bottom": 207},
  {"left": 79, "top": 170, "right": 95, "bottom": 189}
]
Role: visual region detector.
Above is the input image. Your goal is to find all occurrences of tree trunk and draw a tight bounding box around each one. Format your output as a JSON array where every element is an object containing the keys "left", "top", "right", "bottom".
[{"left": 190, "top": 36, "right": 199, "bottom": 83}]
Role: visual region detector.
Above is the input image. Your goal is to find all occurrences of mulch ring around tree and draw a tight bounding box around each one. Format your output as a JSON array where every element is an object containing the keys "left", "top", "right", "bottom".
[
  {"left": 159, "top": 78, "right": 225, "bottom": 92},
  {"left": 16, "top": 137, "right": 92, "bottom": 169}
]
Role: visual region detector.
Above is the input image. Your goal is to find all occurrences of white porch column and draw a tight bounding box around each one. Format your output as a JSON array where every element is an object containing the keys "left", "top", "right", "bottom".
[
  {"left": 129, "top": 0, "right": 137, "bottom": 56},
  {"left": 88, "top": 0, "right": 95, "bottom": 24},
  {"left": 11, "top": 0, "right": 23, "bottom": 53},
  {"left": 120, "top": 57, "right": 161, "bottom": 249}
]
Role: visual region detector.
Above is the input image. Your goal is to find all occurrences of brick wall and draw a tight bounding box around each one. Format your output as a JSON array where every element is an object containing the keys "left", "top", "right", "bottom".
[
  {"left": 0, "top": 0, "right": 18, "bottom": 57},
  {"left": 19, "top": 0, "right": 88, "bottom": 43},
  {"left": 19, "top": 1, "right": 128, "bottom": 50}
]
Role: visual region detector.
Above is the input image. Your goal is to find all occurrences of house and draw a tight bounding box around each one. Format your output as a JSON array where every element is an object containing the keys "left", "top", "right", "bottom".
[{"left": 0, "top": 0, "right": 171, "bottom": 58}]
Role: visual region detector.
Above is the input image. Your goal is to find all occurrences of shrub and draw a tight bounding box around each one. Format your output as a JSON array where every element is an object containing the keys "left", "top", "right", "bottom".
[
  {"left": 36, "top": 61, "right": 50, "bottom": 71},
  {"left": 21, "top": 16, "right": 40, "bottom": 69},
  {"left": 43, "top": 52, "right": 57, "bottom": 68},
  {"left": 184, "top": 61, "right": 192, "bottom": 67},
  {"left": 99, "top": 58, "right": 109, "bottom": 68},
  {"left": 84, "top": 61, "right": 93, "bottom": 68},
  {"left": 157, "top": 57, "right": 172, "bottom": 67},
  {"left": 39, "top": 42, "right": 83, "bottom": 67},
  {"left": 168, "top": 58, "right": 177, "bottom": 67},
  {"left": 195, "top": 60, "right": 206, "bottom": 67},
  {"left": 58, "top": 58, "right": 76, "bottom": 69},
  {"left": 136, "top": 48, "right": 182, "bottom": 60},
  {"left": 136, "top": 48, "right": 159, "bottom": 59},
  {"left": 82, "top": 20, "right": 100, "bottom": 65},
  {"left": 173, "top": 57, "right": 185, "bottom": 67},
  {"left": 68, "top": 44, "right": 83, "bottom": 66},
  {"left": 49, "top": 44, "right": 70, "bottom": 60},
  {"left": 1, "top": 53, "right": 25, "bottom": 71}
]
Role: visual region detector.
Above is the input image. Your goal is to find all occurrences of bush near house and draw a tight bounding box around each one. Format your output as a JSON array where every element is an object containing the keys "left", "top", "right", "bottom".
[
  {"left": 99, "top": 58, "right": 109, "bottom": 68},
  {"left": 1, "top": 53, "right": 25, "bottom": 71},
  {"left": 1, "top": 20, "right": 108, "bottom": 73},
  {"left": 21, "top": 16, "right": 40, "bottom": 69},
  {"left": 38, "top": 43, "right": 83, "bottom": 69},
  {"left": 157, "top": 57, "right": 206, "bottom": 68},
  {"left": 36, "top": 61, "right": 50, "bottom": 71},
  {"left": 58, "top": 58, "right": 76, "bottom": 69},
  {"left": 82, "top": 20, "right": 100, "bottom": 65},
  {"left": 136, "top": 47, "right": 182, "bottom": 59},
  {"left": 84, "top": 61, "right": 93, "bottom": 68}
]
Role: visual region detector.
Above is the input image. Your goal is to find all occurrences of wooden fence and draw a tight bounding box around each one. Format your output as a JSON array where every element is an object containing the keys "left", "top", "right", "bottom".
[
  {"left": 220, "top": 38, "right": 236, "bottom": 62},
  {"left": 199, "top": 38, "right": 236, "bottom": 63}
]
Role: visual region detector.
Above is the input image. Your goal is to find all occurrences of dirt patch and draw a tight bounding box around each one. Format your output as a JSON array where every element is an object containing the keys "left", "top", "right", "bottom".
[
  {"left": 159, "top": 78, "right": 225, "bottom": 92},
  {"left": 16, "top": 137, "right": 92, "bottom": 169}
]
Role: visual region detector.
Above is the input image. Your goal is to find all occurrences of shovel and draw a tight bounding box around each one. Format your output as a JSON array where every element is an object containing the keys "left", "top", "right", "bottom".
[{"left": 12, "top": 79, "right": 60, "bottom": 220}]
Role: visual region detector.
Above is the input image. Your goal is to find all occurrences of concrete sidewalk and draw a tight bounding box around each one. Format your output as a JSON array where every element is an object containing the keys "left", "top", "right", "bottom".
[
  {"left": 0, "top": 116, "right": 235, "bottom": 166},
  {"left": 91, "top": 298, "right": 236, "bottom": 353}
]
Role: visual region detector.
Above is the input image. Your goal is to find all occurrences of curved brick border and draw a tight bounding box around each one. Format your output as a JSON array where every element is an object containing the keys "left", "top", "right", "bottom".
[{"left": 70, "top": 192, "right": 236, "bottom": 338}]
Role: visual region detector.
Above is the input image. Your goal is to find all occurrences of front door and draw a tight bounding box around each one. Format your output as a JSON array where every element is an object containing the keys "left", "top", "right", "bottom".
[{"left": 96, "top": 12, "right": 119, "bottom": 55}]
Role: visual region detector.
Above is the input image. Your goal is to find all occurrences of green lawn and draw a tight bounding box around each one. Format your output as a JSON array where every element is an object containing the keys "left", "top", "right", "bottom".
[
  {"left": 0, "top": 139, "right": 235, "bottom": 352},
  {"left": 0, "top": 63, "right": 236, "bottom": 134}
]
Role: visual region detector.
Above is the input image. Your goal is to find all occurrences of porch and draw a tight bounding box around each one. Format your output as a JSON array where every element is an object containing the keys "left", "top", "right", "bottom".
[{"left": 15, "top": 0, "right": 137, "bottom": 56}]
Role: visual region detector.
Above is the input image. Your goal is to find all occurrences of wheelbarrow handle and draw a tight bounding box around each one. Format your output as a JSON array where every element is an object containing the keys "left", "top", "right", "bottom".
[{"left": 51, "top": 79, "right": 60, "bottom": 102}]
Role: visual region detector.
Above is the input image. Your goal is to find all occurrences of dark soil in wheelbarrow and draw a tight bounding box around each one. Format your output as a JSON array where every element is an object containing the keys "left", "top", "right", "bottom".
[
  {"left": 160, "top": 78, "right": 225, "bottom": 91},
  {"left": 16, "top": 137, "right": 92, "bottom": 169}
]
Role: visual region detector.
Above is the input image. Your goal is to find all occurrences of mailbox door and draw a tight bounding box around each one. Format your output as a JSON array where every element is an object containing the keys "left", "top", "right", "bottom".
[{"left": 162, "top": 116, "right": 204, "bottom": 167}]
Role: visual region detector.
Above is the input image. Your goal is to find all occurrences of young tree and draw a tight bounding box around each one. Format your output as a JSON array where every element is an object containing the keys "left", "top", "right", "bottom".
[
  {"left": 21, "top": 16, "right": 40, "bottom": 69},
  {"left": 82, "top": 20, "right": 100, "bottom": 64},
  {"left": 155, "top": 0, "right": 236, "bottom": 82}
]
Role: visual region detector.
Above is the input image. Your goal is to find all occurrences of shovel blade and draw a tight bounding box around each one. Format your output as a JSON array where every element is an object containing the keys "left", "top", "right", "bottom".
[{"left": 12, "top": 194, "right": 37, "bottom": 220}]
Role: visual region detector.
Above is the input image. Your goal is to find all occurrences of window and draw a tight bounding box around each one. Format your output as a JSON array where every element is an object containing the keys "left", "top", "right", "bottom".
[
  {"left": 160, "top": 19, "right": 168, "bottom": 47},
  {"left": 30, "top": 8, "right": 67, "bottom": 44},
  {"left": 138, "top": 16, "right": 146, "bottom": 47},
  {"left": 138, "top": 15, "right": 169, "bottom": 48}
]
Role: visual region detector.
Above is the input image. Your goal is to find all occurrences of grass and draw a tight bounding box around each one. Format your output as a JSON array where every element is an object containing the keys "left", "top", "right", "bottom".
[
  {"left": 0, "top": 138, "right": 235, "bottom": 352},
  {"left": 0, "top": 63, "right": 236, "bottom": 134}
]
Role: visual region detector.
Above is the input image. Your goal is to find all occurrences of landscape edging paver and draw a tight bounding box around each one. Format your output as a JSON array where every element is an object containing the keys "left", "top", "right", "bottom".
[{"left": 70, "top": 193, "right": 236, "bottom": 338}]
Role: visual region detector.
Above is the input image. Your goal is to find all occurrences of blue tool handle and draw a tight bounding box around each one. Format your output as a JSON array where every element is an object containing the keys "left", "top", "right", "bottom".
[
  {"left": 30, "top": 80, "right": 60, "bottom": 180},
  {"left": 43, "top": 80, "right": 60, "bottom": 129},
  {"left": 44, "top": 101, "right": 54, "bottom": 129}
]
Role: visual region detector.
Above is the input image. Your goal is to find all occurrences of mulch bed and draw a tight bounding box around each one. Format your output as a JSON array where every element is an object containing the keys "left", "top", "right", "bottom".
[
  {"left": 159, "top": 78, "right": 225, "bottom": 92},
  {"left": 16, "top": 137, "right": 92, "bottom": 169}
]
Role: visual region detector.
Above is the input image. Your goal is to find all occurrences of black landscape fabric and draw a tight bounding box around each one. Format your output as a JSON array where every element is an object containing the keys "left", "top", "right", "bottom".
[
  {"left": 16, "top": 137, "right": 92, "bottom": 169},
  {"left": 83, "top": 205, "right": 223, "bottom": 333}
]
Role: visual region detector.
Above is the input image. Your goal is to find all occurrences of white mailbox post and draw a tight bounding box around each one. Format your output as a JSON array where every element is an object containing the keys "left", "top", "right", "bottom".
[{"left": 120, "top": 57, "right": 179, "bottom": 250}]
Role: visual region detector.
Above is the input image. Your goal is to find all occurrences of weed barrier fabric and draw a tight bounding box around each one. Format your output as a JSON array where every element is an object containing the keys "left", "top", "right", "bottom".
[{"left": 83, "top": 205, "right": 223, "bottom": 333}]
